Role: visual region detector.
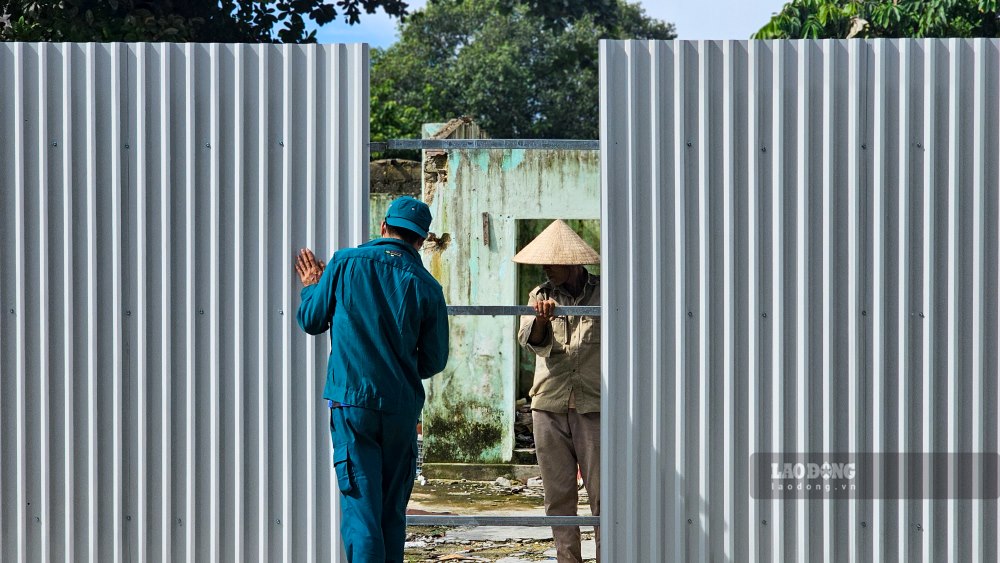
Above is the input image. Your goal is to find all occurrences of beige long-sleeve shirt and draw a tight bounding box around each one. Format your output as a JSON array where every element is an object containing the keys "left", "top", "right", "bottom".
[{"left": 517, "top": 272, "right": 601, "bottom": 414}]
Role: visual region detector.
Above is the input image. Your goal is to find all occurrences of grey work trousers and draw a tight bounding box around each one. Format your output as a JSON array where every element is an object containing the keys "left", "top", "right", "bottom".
[{"left": 532, "top": 409, "right": 601, "bottom": 563}]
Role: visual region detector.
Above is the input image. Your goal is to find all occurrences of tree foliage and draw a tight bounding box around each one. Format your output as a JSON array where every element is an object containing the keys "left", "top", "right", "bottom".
[
  {"left": 0, "top": 0, "right": 409, "bottom": 43},
  {"left": 754, "top": 0, "right": 1000, "bottom": 39},
  {"left": 371, "top": 0, "right": 675, "bottom": 149}
]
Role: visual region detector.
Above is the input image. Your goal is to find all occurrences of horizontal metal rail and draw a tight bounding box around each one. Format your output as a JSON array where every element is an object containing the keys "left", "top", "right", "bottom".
[
  {"left": 448, "top": 305, "right": 601, "bottom": 317},
  {"left": 370, "top": 139, "right": 600, "bottom": 151},
  {"left": 407, "top": 515, "right": 600, "bottom": 527}
]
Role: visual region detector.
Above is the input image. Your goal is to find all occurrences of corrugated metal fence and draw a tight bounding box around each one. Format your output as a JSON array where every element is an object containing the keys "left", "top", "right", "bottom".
[
  {"left": 601, "top": 39, "right": 999, "bottom": 562},
  {"left": 0, "top": 42, "right": 368, "bottom": 562}
]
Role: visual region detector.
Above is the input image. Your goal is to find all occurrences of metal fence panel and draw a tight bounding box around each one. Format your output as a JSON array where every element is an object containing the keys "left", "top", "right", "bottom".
[
  {"left": 601, "top": 39, "right": 1000, "bottom": 562},
  {"left": 0, "top": 42, "right": 369, "bottom": 562}
]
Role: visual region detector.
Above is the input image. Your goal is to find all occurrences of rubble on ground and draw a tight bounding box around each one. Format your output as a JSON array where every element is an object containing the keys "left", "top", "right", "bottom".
[{"left": 405, "top": 478, "right": 596, "bottom": 562}]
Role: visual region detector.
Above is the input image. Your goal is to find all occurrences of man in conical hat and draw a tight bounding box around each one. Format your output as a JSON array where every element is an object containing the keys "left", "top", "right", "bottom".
[{"left": 515, "top": 220, "right": 601, "bottom": 563}]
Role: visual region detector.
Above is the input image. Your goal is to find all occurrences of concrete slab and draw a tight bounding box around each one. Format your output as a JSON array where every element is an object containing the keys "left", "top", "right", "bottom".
[
  {"left": 544, "top": 538, "right": 597, "bottom": 560},
  {"left": 445, "top": 525, "right": 553, "bottom": 541}
]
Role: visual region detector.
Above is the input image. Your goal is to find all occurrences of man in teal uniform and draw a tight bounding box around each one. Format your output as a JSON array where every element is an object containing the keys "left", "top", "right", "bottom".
[{"left": 295, "top": 196, "right": 450, "bottom": 563}]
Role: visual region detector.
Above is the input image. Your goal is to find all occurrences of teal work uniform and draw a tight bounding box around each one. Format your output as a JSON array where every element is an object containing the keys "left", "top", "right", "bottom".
[{"left": 297, "top": 237, "right": 449, "bottom": 562}]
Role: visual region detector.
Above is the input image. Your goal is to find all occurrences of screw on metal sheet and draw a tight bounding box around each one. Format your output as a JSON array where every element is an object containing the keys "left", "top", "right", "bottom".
[
  {"left": 687, "top": 518, "right": 693, "bottom": 524},
  {"left": 686, "top": 141, "right": 692, "bottom": 147},
  {"left": 124, "top": 144, "right": 130, "bottom": 149},
  {"left": 126, "top": 310, "right": 132, "bottom": 316},
  {"left": 276, "top": 519, "right": 282, "bottom": 525},
  {"left": 126, "top": 515, "right": 132, "bottom": 521},
  {"left": 205, "top": 143, "right": 211, "bottom": 149},
  {"left": 915, "top": 523, "right": 922, "bottom": 531},
  {"left": 861, "top": 521, "right": 867, "bottom": 528},
  {"left": 177, "top": 518, "right": 183, "bottom": 526},
  {"left": 35, "top": 516, "right": 40, "bottom": 523},
  {"left": 761, "top": 146, "right": 767, "bottom": 153},
  {"left": 688, "top": 311, "right": 693, "bottom": 318},
  {"left": 199, "top": 309, "right": 205, "bottom": 315},
  {"left": 762, "top": 519, "right": 768, "bottom": 526},
  {"left": 761, "top": 312, "right": 767, "bottom": 318},
  {"left": 862, "top": 310, "right": 867, "bottom": 316},
  {"left": 51, "top": 142, "right": 58, "bottom": 147},
  {"left": 861, "top": 143, "right": 867, "bottom": 150},
  {"left": 9, "top": 308, "right": 13, "bottom": 314},
  {"left": 279, "top": 141, "right": 285, "bottom": 147},
  {"left": 916, "top": 142, "right": 922, "bottom": 148},
  {"left": 279, "top": 309, "right": 284, "bottom": 315},
  {"left": 918, "top": 312, "right": 925, "bottom": 318}
]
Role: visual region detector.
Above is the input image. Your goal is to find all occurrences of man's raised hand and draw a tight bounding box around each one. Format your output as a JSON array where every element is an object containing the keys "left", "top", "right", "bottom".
[{"left": 295, "top": 248, "right": 325, "bottom": 286}]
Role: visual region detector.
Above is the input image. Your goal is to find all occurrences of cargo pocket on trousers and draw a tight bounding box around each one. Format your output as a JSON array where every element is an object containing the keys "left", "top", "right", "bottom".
[
  {"left": 333, "top": 444, "right": 353, "bottom": 494},
  {"left": 411, "top": 440, "right": 420, "bottom": 477}
]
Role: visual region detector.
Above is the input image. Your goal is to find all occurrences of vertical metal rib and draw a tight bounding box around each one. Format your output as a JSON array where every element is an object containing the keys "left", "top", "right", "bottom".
[
  {"left": 721, "top": 38, "right": 735, "bottom": 563},
  {"left": 598, "top": 40, "right": 611, "bottom": 563},
  {"left": 158, "top": 43, "right": 172, "bottom": 563},
  {"left": 60, "top": 41, "right": 76, "bottom": 563},
  {"left": 13, "top": 41, "right": 26, "bottom": 563},
  {"left": 969, "top": 37, "right": 986, "bottom": 563},
  {"left": 946, "top": 38, "right": 960, "bottom": 562},
  {"left": 110, "top": 42, "right": 124, "bottom": 563},
  {"left": 769, "top": 41, "right": 785, "bottom": 562},
  {"left": 38, "top": 42, "right": 52, "bottom": 563},
  {"left": 747, "top": 39, "right": 760, "bottom": 563},
  {"left": 350, "top": 44, "right": 369, "bottom": 244},
  {"left": 872, "top": 38, "right": 886, "bottom": 562},
  {"left": 648, "top": 39, "right": 664, "bottom": 563},
  {"left": 281, "top": 43, "right": 293, "bottom": 563},
  {"left": 233, "top": 43, "right": 246, "bottom": 563},
  {"left": 183, "top": 42, "right": 196, "bottom": 563},
  {"left": 821, "top": 40, "right": 834, "bottom": 563},
  {"left": 920, "top": 38, "right": 935, "bottom": 563},
  {"left": 672, "top": 38, "right": 687, "bottom": 563},
  {"left": 795, "top": 38, "right": 810, "bottom": 563},
  {"left": 305, "top": 44, "right": 318, "bottom": 563},
  {"left": 847, "top": 38, "right": 861, "bottom": 558},
  {"left": 257, "top": 44, "right": 271, "bottom": 563},
  {"left": 896, "top": 39, "right": 911, "bottom": 563},
  {"left": 696, "top": 41, "right": 710, "bottom": 562},
  {"left": 625, "top": 39, "right": 639, "bottom": 561},
  {"left": 208, "top": 42, "right": 222, "bottom": 563},
  {"left": 135, "top": 43, "right": 148, "bottom": 562},
  {"left": 85, "top": 42, "right": 98, "bottom": 563}
]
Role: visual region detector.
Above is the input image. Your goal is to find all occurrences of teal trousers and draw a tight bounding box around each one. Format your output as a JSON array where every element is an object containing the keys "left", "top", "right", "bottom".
[{"left": 330, "top": 406, "right": 419, "bottom": 563}]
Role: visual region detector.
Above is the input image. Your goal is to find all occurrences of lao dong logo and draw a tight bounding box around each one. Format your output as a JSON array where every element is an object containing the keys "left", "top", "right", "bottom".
[{"left": 771, "top": 461, "right": 857, "bottom": 481}]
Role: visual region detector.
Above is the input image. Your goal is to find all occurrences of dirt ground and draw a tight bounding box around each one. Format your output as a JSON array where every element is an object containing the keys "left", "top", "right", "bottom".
[{"left": 404, "top": 478, "right": 596, "bottom": 562}]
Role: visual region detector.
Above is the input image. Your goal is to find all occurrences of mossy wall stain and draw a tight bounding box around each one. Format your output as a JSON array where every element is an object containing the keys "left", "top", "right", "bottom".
[{"left": 423, "top": 402, "right": 505, "bottom": 463}]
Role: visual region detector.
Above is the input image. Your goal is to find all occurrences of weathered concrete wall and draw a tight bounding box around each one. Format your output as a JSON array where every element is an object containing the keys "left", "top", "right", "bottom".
[
  {"left": 420, "top": 147, "right": 600, "bottom": 464},
  {"left": 369, "top": 158, "right": 421, "bottom": 239}
]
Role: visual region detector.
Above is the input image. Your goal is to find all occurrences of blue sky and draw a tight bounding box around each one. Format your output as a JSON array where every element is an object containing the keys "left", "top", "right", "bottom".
[{"left": 314, "top": 0, "right": 790, "bottom": 46}]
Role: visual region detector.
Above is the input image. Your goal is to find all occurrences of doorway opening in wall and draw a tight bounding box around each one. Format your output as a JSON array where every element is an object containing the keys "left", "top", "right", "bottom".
[{"left": 514, "top": 218, "right": 602, "bottom": 461}]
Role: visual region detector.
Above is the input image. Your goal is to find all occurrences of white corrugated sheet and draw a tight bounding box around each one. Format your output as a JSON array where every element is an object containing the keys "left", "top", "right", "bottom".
[
  {"left": 0, "top": 42, "right": 368, "bottom": 562},
  {"left": 601, "top": 39, "right": 999, "bottom": 562}
]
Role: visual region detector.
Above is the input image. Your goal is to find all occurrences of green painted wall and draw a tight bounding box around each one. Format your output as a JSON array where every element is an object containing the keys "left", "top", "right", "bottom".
[
  {"left": 368, "top": 193, "right": 394, "bottom": 240},
  {"left": 419, "top": 148, "right": 600, "bottom": 464}
]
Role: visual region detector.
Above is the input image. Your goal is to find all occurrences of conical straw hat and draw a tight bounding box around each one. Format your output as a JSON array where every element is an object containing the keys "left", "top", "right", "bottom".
[{"left": 512, "top": 220, "right": 600, "bottom": 265}]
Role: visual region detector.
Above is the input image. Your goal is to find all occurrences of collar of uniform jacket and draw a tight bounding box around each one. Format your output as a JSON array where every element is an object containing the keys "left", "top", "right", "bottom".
[{"left": 363, "top": 237, "right": 422, "bottom": 260}]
